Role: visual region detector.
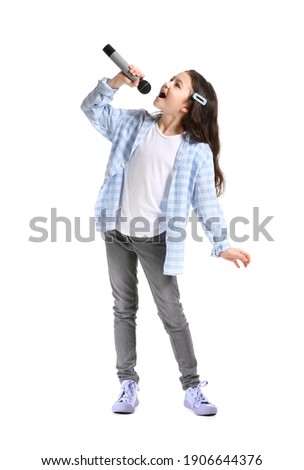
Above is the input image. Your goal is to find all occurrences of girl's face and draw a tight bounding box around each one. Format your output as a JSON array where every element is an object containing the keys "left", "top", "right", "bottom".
[{"left": 154, "top": 72, "right": 193, "bottom": 116}]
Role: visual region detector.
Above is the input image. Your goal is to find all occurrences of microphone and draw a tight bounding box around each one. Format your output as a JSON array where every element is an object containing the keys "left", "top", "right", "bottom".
[{"left": 103, "top": 44, "right": 151, "bottom": 95}]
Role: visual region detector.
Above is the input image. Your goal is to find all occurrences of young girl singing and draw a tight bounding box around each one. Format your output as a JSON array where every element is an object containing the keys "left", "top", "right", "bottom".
[{"left": 81, "top": 65, "right": 251, "bottom": 416}]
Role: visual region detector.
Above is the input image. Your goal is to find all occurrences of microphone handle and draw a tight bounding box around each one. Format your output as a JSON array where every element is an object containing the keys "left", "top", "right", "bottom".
[
  {"left": 103, "top": 46, "right": 137, "bottom": 82},
  {"left": 103, "top": 44, "right": 151, "bottom": 94}
]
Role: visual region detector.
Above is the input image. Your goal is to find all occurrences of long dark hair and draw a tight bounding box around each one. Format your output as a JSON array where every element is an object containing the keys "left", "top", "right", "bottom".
[{"left": 182, "top": 70, "right": 225, "bottom": 197}]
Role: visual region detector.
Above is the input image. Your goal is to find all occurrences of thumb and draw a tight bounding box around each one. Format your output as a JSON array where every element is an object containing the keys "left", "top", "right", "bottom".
[{"left": 129, "top": 77, "right": 140, "bottom": 88}]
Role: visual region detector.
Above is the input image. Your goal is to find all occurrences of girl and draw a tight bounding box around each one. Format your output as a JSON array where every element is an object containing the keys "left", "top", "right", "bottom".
[{"left": 81, "top": 65, "right": 251, "bottom": 416}]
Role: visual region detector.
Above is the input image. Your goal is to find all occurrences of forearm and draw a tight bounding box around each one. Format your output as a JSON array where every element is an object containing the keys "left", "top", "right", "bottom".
[
  {"left": 191, "top": 151, "right": 230, "bottom": 256},
  {"left": 107, "top": 73, "right": 128, "bottom": 89},
  {"left": 108, "top": 67, "right": 143, "bottom": 90},
  {"left": 194, "top": 205, "right": 231, "bottom": 256}
]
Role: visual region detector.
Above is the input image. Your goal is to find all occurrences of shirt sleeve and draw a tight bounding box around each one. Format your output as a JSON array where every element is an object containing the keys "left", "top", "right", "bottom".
[
  {"left": 191, "top": 148, "right": 231, "bottom": 257},
  {"left": 80, "top": 77, "right": 140, "bottom": 142}
]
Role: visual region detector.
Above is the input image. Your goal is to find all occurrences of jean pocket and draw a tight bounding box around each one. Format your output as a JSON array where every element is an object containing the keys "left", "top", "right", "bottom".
[{"left": 105, "top": 229, "right": 129, "bottom": 244}]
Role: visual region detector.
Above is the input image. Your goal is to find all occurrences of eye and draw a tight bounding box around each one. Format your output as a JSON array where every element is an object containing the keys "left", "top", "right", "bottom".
[{"left": 175, "top": 83, "right": 180, "bottom": 88}]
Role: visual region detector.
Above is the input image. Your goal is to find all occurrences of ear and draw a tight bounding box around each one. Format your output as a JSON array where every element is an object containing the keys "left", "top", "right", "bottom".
[{"left": 180, "top": 105, "right": 189, "bottom": 113}]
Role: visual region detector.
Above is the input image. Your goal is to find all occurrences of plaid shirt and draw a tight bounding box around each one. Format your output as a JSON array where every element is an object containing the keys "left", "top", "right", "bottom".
[{"left": 81, "top": 78, "right": 230, "bottom": 275}]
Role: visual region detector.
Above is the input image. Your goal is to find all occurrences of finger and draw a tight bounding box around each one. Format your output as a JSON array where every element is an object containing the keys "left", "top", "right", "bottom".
[
  {"left": 239, "top": 254, "right": 250, "bottom": 267},
  {"left": 130, "top": 78, "right": 140, "bottom": 87},
  {"left": 241, "top": 250, "right": 251, "bottom": 263},
  {"left": 234, "top": 260, "right": 240, "bottom": 268},
  {"left": 129, "top": 65, "right": 145, "bottom": 78},
  {"left": 238, "top": 254, "right": 250, "bottom": 265}
]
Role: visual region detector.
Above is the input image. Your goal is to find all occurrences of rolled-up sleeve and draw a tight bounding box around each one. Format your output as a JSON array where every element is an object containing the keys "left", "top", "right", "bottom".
[{"left": 81, "top": 77, "right": 136, "bottom": 142}]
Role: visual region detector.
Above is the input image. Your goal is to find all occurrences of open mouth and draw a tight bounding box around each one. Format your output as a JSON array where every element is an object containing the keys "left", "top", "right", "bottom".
[{"left": 158, "top": 90, "right": 166, "bottom": 98}]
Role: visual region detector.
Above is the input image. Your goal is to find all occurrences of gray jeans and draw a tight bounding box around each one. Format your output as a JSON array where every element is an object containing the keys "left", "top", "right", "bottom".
[{"left": 104, "top": 229, "right": 200, "bottom": 390}]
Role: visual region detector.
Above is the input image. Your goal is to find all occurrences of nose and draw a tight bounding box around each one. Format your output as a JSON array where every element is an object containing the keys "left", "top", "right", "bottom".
[{"left": 164, "top": 81, "right": 171, "bottom": 89}]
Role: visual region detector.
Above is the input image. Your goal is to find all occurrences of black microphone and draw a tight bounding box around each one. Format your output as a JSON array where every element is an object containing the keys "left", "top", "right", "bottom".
[{"left": 103, "top": 44, "right": 151, "bottom": 94}]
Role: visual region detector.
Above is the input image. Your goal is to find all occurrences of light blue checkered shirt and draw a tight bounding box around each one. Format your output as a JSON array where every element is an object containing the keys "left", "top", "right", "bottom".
[{"left": 81, "top": 78, "right": 230, "bottom": 275}]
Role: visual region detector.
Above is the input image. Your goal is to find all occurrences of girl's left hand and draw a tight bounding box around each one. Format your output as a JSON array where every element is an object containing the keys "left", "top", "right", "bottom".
[{"left": 219, "top": 247, "right": 251, "bottom": 268}]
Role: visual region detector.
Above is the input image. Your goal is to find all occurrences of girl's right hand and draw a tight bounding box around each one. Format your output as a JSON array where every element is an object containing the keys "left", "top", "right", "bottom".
[{"left": 107, "top": 65, "right": 145, "bottom": 89}]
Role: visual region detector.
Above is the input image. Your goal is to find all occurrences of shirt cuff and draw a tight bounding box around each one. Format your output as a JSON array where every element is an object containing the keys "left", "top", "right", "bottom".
[
  {"left": 211, "top": 239, "right": 231, "bottom": 257},
  {"left": 97, "top": 77, "right": 118, "bottom": 96}
]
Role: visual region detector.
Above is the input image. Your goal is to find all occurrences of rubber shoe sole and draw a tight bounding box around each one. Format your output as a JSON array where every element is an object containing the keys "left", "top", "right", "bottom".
[
  {"left": 184, "top": 399, "right": 217, "bottom": 416},
  {"left": 112, "top": 397, "right": 139, "bottom": 414}
]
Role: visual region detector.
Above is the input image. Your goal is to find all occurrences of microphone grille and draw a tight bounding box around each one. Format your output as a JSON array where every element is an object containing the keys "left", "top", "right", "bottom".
[{"left": 137, "top": 79, "right": 151, "bottom": 94}]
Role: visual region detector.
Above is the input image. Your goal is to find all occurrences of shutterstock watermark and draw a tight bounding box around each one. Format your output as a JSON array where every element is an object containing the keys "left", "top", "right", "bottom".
[{"left": 28, "top": 207, "right": 274, "bottom": 243}]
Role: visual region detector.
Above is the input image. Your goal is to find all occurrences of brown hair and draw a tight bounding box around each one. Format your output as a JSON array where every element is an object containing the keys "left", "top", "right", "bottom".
[{"left": 182, "top": 70, "right": 225, "bottom": 197}]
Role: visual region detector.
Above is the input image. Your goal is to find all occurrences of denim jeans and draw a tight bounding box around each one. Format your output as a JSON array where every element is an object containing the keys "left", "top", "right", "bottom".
[{"left": 103, "top": 229, "right": 200, "bottom": 390}]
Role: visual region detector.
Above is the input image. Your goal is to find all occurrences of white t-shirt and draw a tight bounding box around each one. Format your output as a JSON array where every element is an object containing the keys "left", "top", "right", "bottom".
[{"left": 117, "top": 122, "right": 184, "bottom": 237}]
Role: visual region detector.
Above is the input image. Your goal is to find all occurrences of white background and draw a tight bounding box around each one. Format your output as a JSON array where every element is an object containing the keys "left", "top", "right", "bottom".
[{"left": 1, "top": 1, "right": 303, "bottom": 469}]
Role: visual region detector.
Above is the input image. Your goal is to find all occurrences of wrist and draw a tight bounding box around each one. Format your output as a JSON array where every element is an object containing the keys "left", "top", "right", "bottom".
[
  {"left": 107, "top": 75, "right": 124, "bottom": 89},
  {"left": 219, "top": 248, "right": 228, "bottom": 257}
]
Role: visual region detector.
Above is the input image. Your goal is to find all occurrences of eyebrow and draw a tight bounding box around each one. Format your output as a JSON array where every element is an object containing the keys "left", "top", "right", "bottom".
[{"left": 171, "top": 76, "right": 184, "bottom": 87}]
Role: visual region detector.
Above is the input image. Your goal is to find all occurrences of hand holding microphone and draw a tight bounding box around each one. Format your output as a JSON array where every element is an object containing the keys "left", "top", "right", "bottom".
[
  {"left": 107, "top": 65, "right": 144, "bottom": 90},
  {"left": 103, "top": 44, "right": 151, "bottom": 94}
]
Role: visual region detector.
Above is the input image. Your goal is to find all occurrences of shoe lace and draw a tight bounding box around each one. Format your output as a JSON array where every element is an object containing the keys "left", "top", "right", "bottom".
[
  {"left": 193, "top": 380, "right": 210, "bottom": 406},
  {"left": 117, "top": 381, "right": 138, "bottom": 403}
]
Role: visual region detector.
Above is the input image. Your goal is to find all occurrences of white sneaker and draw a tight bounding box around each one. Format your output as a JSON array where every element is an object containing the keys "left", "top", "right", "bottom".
[
  {"left": 184, "top": 381, "right": 217, "bottom": 416},
  {"left": 112, "top": 380, "right": 139, "bottom": 414}
]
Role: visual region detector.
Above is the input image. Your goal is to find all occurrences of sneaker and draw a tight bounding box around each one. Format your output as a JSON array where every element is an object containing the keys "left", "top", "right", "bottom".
[
  {"left": 112, "top": 380, "right": 139, "bottom": 414},
  {"left": 184, "top": 380, "right": 217, "bottom": 416}
]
